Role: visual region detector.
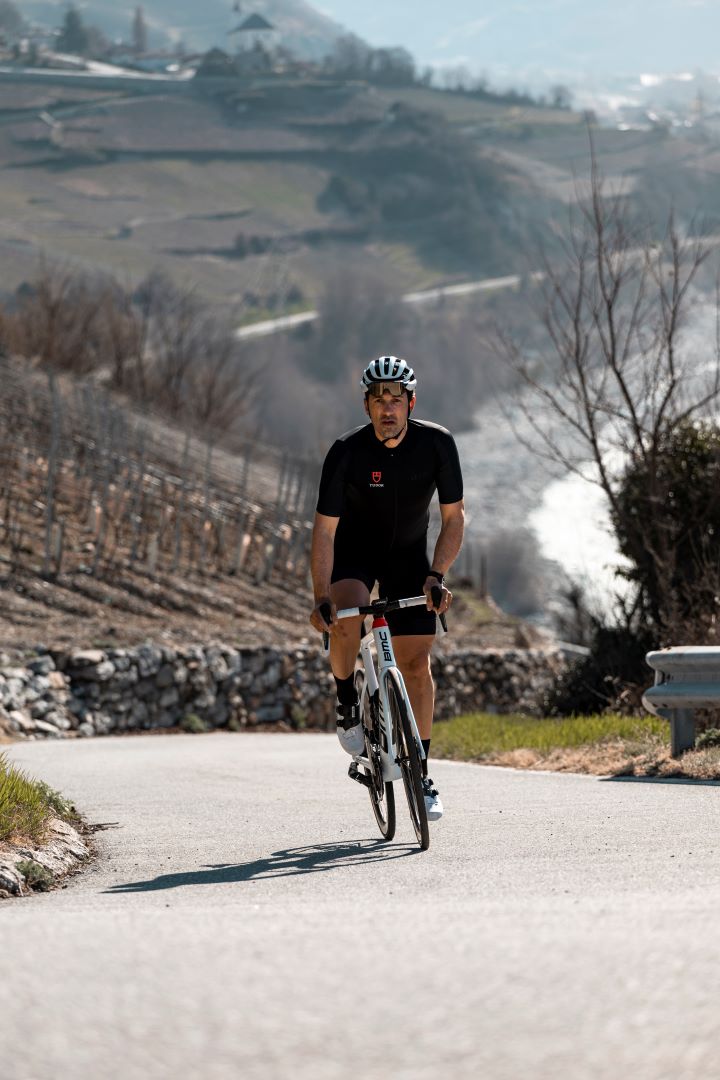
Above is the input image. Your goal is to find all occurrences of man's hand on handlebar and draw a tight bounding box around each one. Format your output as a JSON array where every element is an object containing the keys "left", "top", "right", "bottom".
[
  {"left": 423, "top": 575, "right": 452, "bottom": 614},
  {"left": 310, "top": 597, "right": 337, "bottom": 634}
]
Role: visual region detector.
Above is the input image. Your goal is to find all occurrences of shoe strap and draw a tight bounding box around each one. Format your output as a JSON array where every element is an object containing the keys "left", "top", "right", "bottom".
[{"left": 336, "top": 702, "right": 359, "bottom": 730}]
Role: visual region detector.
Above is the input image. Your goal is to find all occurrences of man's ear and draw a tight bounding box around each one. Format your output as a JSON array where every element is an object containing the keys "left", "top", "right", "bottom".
[{"left": 409, "top": 394, "right": 416, "bottom": 413}]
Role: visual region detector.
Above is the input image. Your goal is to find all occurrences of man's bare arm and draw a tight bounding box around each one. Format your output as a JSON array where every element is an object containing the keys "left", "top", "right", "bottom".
[
  {"left": 423, "top": 500, "right": 465, "bottom": 614},
  {"left": 431, "top": 500, "right": 465, "bottom": 575},
  {"left": 310, "top": 512, "right": 339, "bottom": 631}
]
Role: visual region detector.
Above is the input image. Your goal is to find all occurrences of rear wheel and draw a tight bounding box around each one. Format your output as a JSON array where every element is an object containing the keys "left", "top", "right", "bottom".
[
  {"left": 356, "top": 669, "right": 395, "bottom": 841},
  {"left": 385, "top": 668, "right": 429, "bottom": 851}
]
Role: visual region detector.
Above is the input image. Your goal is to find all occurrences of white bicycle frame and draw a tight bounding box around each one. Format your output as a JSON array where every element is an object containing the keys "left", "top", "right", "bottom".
[{"left": 333, "top": 596, "right": 428, "bottom": 783}]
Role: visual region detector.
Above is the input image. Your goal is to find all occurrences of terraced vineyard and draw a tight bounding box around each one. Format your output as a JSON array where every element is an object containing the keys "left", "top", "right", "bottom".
[{"left": 0, "top": 357, "right": 318, "bottom": 649}]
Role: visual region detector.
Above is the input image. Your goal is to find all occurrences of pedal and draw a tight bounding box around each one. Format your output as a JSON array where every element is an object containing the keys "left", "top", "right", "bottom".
[{"left": 348, "top": 762, "right": 372, "bottom": 788}]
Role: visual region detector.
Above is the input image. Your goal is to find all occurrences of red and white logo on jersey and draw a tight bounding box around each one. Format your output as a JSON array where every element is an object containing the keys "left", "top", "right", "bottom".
[{"left": 372, "top": 471, "right": 382, "bottom": 484}]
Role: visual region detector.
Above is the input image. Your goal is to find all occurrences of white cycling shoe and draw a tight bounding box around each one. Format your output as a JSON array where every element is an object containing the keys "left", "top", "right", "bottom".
[
  {"left": 423, "top": 777, "right": 443, "bottom": 821},
  {"left": 336, "top": 702, "right": 365, "bottom": 757}
]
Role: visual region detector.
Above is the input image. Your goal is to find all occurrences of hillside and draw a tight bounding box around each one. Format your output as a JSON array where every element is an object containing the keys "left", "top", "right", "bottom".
[
  {"left": 0, "top": 72, "right": 593, "bottom": 309},
  {"left": 0, "top": 70, "right": 714, "bottom": 316}
]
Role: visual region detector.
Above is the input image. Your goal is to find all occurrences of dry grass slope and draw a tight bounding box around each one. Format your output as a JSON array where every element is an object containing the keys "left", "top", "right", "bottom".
[{"left": 433, "top": 711, "right": 720, "bottom": 780}]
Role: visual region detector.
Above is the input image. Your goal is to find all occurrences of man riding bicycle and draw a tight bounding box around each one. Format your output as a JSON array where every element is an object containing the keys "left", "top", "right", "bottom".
[{"left": 310, "top": 356, "right": 465, "bottom": 821}]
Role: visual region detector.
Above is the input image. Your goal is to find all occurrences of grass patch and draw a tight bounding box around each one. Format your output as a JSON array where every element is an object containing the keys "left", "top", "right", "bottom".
[
  {"left": 237, "top": 300, "right": 312, "bottom": 327},
  {"left": 180, "top": 713, "right": 208, "bottom": 734},
  {"left": 33, "top": 781, "right": 79, "bottom": 825},
  {"left": 0, "top": 752, "right": 73, "bottom": 844},
  {"left": 452, "top": 588, "right": 518, "bottom": 627},
  {"left": 16, "top": 859, "right": 54, "bottom": 892},
  {"left": 433, "top": 712, "right": 668, "bottom": 759}
]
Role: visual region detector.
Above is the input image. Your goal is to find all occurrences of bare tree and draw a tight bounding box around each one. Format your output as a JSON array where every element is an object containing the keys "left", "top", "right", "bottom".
[
  {"left": 187, "top": 318, "right": 258, "bottom": 434},
  {"left": 132, "top": 6, "right": 148, "bottom": 54},
  {"left": 7, "top": 263, "right": 109, "bottom": 374},
  {"left": 499, "top": 143, "right": 720, "bottom": 634},
  {"left": 136, "top": 272, "right": 202, "bottom": 417}
]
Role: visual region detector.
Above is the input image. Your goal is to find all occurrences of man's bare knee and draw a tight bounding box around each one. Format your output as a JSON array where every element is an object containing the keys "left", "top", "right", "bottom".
[{"left": 395, "top": 642, "right": 433, "bottom": 681}]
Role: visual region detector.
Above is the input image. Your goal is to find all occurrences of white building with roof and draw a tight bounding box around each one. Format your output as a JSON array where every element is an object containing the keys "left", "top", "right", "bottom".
[{"left": 228, "top": 11, "right": 277, "bottom": 53}]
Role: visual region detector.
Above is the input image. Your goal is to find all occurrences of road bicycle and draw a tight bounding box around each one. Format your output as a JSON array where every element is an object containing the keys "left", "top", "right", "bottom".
[{"left": 322, "top": 592, "right": 446, "bottom": 852}]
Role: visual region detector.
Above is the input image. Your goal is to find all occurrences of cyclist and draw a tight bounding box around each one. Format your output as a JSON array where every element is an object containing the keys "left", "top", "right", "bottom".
[{"left": 310, "top": 356, "right": 464, "bottom": 821}]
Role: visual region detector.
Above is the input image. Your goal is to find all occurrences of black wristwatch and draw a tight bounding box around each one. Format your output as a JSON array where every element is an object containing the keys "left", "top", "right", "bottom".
[{"left": 427, "top": 569, "right": 445, "bottom": 587}]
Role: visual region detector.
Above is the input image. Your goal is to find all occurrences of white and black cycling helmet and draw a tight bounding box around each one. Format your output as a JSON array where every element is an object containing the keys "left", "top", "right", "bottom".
[{"left": 361, "top": 356, "right": 417, "bottom": 394}]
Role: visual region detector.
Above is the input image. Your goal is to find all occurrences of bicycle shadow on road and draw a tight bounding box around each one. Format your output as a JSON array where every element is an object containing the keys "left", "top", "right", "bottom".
[{"left": 104, "top": 838, "right": 418, "bottom": 893}]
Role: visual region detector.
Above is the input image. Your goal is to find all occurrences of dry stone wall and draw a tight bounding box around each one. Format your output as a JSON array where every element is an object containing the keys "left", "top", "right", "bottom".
[{"left": 0, "top": 644, "right": 566, "bottom": 740}]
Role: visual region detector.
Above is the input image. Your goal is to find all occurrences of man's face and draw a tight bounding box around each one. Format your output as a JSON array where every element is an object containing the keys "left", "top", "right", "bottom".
[{"left": 364, "top": 387, "right": 414, "bottom": 440}]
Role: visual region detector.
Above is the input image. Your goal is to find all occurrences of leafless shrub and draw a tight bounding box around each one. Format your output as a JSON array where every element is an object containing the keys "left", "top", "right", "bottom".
[
  {"left": 6, "top": 263, "right": 109, "bottom": 374},
  {"left": 187, "top": 320, "right": 257, "bottom": 434},
  {"left": 137, "top": 272, "right": 204, "bottom": 419},
  {"left": 98, "top": 282, "right": 147, "bottom": 393},
  {"left": 1, "top": 265, "right": 258, "bottom": 442}
]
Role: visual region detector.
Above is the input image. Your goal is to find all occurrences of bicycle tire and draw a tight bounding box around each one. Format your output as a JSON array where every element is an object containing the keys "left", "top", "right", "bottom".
[
  {"left": 355, "top": 669, "right": 395, "bottom": 841},
  {"left": 385, "top": 668, "right": 429, "bottom": 851}
]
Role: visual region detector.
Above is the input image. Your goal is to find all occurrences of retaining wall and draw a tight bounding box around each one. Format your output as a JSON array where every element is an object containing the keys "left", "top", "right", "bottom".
[{"left": 0, "top": 644, "right": 566, "bottom": 740}]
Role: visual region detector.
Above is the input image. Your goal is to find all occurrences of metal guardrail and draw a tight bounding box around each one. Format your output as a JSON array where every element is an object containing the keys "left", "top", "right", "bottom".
[{"left": 643, "top": 647, "right": 720, "bottom": 756}]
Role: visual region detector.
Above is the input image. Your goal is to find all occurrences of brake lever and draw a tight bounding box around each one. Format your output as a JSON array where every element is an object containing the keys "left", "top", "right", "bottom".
[
  {"left": 319, "top": 602, "right": 332, "bottom": 653},
  {"left": 430, "top": 586, "right": 449, "bottom": 634}
]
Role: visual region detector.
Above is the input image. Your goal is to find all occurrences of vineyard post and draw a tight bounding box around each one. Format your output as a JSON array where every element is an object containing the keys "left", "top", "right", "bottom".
[
  {"left": 199, "top": 439, "right": 213, "bottom": 571},
  {"left": 129, "top": 426, "right": 146, "bottom": 566},
  {"left": 172, "top": 430, "right": 191, "bottom": 572},
  {"left": 42, "top": 372, "right": 61, "bottom": 578}
]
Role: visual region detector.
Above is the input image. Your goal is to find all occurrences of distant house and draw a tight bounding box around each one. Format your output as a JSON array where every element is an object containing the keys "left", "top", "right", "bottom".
[
  {"left": 229, "top": 12, "right": 277, "bottom": 52},
  {"left": 6, "top": 24, "right": 58, "bottom": 55},
  {"left": 194, "top": 47, "right": 239, "bottom": 79}
]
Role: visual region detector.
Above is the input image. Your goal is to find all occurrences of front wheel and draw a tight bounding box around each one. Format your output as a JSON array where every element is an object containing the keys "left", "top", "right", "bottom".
[
  {"left": 356, "top": 669, "right": 395, "bottom": 841},
  {"left": 385, "top": 668, "right": 429, "bottom": 851}
]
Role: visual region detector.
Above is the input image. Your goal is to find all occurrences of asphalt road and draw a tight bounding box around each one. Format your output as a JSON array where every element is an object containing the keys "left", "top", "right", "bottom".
[{"left": 3, "top": 733, "right": 720, "bottom": 1080}]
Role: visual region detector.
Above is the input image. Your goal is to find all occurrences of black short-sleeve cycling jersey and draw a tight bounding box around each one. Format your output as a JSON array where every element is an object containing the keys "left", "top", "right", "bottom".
[
  {"left": 316, "top": 419, "right": 463, "bottom": 636},
  {"left": 317, "top": 418, "right": 463, "bottom": 550}
]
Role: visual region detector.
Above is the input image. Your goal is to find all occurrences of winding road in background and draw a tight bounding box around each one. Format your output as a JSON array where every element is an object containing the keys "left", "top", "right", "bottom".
[
  {"left": 2, "top": 734, "right": 720, "bottom": 1078},
  {"left": 235, "top": 271, "right": 545, "bottom": 340}
]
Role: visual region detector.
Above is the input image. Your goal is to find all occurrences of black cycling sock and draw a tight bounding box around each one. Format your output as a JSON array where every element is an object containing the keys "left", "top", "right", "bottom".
[
  {"left": 334, "top": 674, "right": 357, "bottom": 708},
  {"left": 422, "top": 739, "right": 431, "bottom": 777}
]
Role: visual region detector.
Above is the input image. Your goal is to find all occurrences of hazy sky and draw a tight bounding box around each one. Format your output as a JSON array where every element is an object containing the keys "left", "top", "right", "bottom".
[{"left": 318, "top": 1, "right": 720, "bottom": 80}]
